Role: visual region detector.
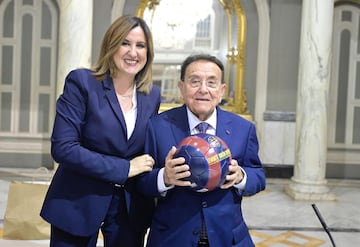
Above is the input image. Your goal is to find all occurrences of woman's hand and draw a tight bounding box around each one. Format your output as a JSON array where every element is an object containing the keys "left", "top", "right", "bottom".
[{"left": 128, "top": 154, "right": 154, "bottom": 177}]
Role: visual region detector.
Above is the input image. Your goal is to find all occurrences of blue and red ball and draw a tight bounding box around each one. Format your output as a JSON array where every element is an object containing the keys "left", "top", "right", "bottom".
[{"left": 174, "top": 133, "right": 232, "bottom": 192}]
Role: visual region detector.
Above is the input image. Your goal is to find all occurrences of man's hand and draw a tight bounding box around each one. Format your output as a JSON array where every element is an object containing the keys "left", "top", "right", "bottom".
[
  {"left": 220, "top": 159, "right": 244, "bottom": 189},
  {"left": 163, "top": 146, "right": 192, "bottom": 187}
]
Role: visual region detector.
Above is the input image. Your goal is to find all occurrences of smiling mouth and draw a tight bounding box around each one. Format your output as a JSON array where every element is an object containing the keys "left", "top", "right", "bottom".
[
  {"left": 124, "top": 59, "right": 137, "bottom": 65},
  {"left": 195, "top": 98, "right": 210, "bottom": 102}
]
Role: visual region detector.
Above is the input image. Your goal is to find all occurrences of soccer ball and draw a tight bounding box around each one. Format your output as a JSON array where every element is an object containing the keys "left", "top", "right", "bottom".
[{"left": 174, "top": 133, "right": 232, "bottom": 192}]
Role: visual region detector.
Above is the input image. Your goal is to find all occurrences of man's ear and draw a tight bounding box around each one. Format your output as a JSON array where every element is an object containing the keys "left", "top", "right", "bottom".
[
  {"left": 177, "top": 80, "right": 184, "bottom": 90},
  {"left": 220, "top": 83, "right": 226, "bottom": 99}
]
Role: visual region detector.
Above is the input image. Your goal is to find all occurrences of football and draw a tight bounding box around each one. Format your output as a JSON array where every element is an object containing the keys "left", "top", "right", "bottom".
[{"left": 174, "top": 133, "right": 232, "bottom": 192}]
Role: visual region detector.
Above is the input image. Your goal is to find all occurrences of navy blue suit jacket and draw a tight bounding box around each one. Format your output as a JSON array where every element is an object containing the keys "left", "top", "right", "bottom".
[
  {"left": 137, "top": 105, "right": 266, "bottom": 247},
  {"left": 40, "top": 69, "right": 160, "bottom": 236}
]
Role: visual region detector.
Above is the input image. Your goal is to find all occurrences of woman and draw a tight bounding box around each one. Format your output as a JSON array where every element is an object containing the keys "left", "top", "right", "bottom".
[{"left": 41, "top": 15, "right": 160, "bottom": 247}]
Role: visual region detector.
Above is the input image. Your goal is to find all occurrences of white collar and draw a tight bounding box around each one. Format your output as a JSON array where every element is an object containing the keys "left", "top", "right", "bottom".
[{"left": 186, "top": 107, "right": 217, "bottom": 134}]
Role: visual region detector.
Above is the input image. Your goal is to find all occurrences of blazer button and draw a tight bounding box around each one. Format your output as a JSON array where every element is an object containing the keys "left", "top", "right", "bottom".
[{"left": 202, "top": 201, "right": 208, "bottom": 208}]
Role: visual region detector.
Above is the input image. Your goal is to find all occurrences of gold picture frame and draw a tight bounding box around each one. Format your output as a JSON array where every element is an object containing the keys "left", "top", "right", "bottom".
[{"left": 136, "top": 0, "right": 251, "bottom": 119}]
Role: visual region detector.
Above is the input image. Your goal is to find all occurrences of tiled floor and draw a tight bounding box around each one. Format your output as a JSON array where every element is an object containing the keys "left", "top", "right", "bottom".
[
  {"left": 243, "top": 179, "right": 360, "bottom": 246},
  {"left": 0, "top": 168, "right": 359, "bottom": 246}
]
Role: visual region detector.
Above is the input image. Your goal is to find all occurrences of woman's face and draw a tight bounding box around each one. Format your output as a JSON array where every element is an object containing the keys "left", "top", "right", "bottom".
[{"left": 113, "top": 26, "right": 147, "bottom": 77}]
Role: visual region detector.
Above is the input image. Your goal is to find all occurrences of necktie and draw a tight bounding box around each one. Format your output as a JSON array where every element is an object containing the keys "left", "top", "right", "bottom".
[
  {"left": 196, "top": 122, "right": 209, "bottom": 133},
  {"left": 196, "top": 122, "right": 210, "bottom": 246}
]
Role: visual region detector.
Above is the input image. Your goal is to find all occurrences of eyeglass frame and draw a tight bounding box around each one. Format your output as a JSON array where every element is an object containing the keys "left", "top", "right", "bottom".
[{"left": 183, "top": 76, "right": 222, "bottom": 89}]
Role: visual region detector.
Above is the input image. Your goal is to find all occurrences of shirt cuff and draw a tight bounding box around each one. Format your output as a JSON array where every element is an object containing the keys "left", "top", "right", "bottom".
[
  {"left": 158, "top": 167, "right": 174, "bottom": 196},
  {"left": 233, "top": 167, "right": 247, "bottom": 191}
]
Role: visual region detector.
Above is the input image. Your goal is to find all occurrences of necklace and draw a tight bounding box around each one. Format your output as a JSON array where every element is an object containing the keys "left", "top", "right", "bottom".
[
  {"left": 117, "top": 93, "right": 133, "bottom": 100},
  {"left": 114, "top": 81, "right": 134, "bottom": 100},
  {"left": 116, "top": 86, "right": 134, "bottom": 100},
  {"left": 117, "top": 93, "right": 132, "bottom": 98}
]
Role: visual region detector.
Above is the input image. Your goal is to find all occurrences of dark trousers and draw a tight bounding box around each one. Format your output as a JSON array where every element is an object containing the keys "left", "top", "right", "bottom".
[
  {"left": 50, "top": 226, "right": 98, "bottom": 247},
  {"left": 50, "top": 187, "right": 145, "bottom": 247}
]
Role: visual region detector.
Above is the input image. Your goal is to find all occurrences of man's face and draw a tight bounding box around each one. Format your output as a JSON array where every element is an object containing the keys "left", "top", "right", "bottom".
[{"left": 178, "top": 60, "right": 225, "bottom": 121}]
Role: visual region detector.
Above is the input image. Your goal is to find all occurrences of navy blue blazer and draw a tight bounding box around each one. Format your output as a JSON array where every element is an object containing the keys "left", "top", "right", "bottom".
[
  {"left": 40, "top": 69, "right": 160, "bottom": 236},
  {"left": 137, "top": 105, "right": 266, "bottom": 247}
]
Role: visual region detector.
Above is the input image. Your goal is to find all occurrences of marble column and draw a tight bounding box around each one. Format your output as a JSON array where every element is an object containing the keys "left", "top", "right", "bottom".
[
  {"left": 285, "top": 0, "right": 335, "bottom": 200},
  {"left": 254, "top": 0, "right": 270, "bottom": 160},
  {"left": 56, "top": 0, "right": 93, "bottom": 97},
  {"left": 53, "top": 0, "right": 93, "bottom": 170},
  {"left": 111, "top": 0, "right": 126, "bottom": 22}
]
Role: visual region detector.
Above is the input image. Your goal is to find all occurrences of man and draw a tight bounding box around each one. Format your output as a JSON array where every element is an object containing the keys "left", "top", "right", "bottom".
[{"left": 138, "top": 54, "right": 266, "bottom": 247}]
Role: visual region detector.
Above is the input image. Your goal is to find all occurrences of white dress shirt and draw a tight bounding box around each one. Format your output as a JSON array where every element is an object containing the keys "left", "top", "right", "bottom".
[{"left": 123, "top": 86, "right": 137, "bottom": 140}]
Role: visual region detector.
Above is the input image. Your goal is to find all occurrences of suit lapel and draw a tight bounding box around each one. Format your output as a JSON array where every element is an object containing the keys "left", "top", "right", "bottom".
[
  {"left": 127, "top": 91, "right": 145, "bottom": 146},
  {"left": 102, "top": 76, "right": 127, "bottom": 134},
  {"left": 171, "top": 106, "right": 232, "bottom": 145},
  {"left": 215, "top": 107, "right": 232, "bottom": 146},
  {"left": 171, "top": 105, "right": 191, "bottom": 145}
]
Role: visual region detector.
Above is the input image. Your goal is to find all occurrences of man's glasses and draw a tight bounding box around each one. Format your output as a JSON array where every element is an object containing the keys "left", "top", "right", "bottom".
[{"left": 185, "top": 77, "right": 220, "bottom": 89}]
